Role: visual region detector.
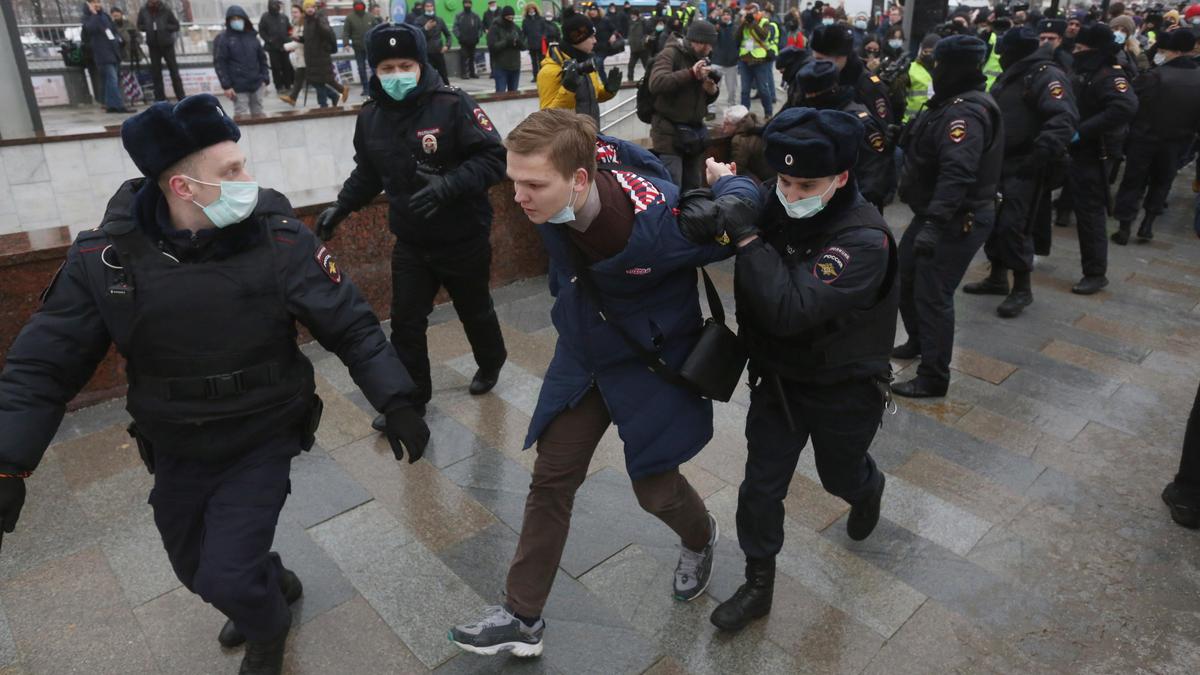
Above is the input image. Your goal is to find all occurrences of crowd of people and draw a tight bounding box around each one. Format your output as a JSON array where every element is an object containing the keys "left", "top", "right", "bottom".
[{"left": 9, "top": 3, "right": 1199, "bottom": 674}]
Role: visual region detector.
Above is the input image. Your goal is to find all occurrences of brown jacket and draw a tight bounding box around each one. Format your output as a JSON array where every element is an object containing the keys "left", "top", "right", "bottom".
[
  {"left": 729, "top": 113, "right": 775, "bottom": 183},
  {"left": 647, "top": 38, "right": 717, "bottom": 153}
]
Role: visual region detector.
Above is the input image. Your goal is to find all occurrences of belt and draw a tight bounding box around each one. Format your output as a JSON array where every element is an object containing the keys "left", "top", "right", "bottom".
[{"left": 137, "top": 361, "right": 285, "bottom": 401}]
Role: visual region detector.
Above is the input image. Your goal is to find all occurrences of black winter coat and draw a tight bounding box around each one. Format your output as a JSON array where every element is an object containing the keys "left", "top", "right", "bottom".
[{"left": 136, "top": 3, "right": 180, "bottom": 50}]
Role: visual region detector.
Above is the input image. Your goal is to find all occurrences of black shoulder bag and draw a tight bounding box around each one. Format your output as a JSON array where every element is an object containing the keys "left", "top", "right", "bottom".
[{"left": 570, "top": 246, "right": 747, "bottom": 401}]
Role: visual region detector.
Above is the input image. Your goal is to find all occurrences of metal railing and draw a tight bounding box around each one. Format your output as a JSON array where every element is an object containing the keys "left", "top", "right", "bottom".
[
  {"left": 599, "top": 93, "right": 640, "bottom": 133},
  {"left": 19, "top": 21, "right": 226, "bottom": 60}
]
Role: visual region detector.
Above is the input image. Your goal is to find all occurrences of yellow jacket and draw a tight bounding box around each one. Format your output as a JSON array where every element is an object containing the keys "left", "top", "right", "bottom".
[{"left": 537, "top": 46, "right": 617, "bottom": 113}]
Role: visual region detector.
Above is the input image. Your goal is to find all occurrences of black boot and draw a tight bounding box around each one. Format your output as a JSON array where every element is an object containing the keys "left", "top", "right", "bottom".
[
  {"left": 372, "top": 404, "right": 426, "bottom": 432},
  {"left": 996, "top": 270, "right": 1033, "bottom": 318},
  {"left": 891, "top": 341, "right": 920, "bottom": 359},
  {"left": 238, "top": 615, "right": 290, "bottom": 675},
  {"left": 1136, "top": 214, "right": 1156, "bottom": 243},
  {"left": 891, "top": 377, "right": 949, "bottom": 398},
  {"left": 219, "top": 563, "right": 303, "bottom": 648},
  {"left": 962, "top": 263, "right": 1009, "bottom": 295},
  {"left": 1071, "top": 275, "right": 1108, "bottom": 295},
  {"left": 1054, "top": 207, "right": 1072, "bottom": 227},
  {"left": 847, "top": 474, "right": 886, "bottom": 541},
  {"left": 710, "top": 557, "right": 775, "bottom": 632},
  {"left": 469, "top": 364, "right": 503, "bottom": 395},
  {"left": 1111, "top": 220, "right": 1132, "bottom": 246},
  {"left": 1162, "top": 482, "right": 1200, "bottom": 529}
]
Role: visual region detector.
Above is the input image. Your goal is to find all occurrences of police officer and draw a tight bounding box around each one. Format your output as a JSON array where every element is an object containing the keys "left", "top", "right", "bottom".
[
  {"left": 1036, "top": 16, "right": 1074, "bottom": 71},
  {"left": 1163, "top": 380, "right": 1200, "bottom": 529},
  {"left": 315, "top": 23, "right": 508, "bottom": 428},
  {"left": 793, "top": 59, "right": 897, "bottom": 212},
  {"left": 964, "top": 27, "right": 1078, "bottom": 318},
  {"left": 1112, "top": 29, "right": 1200, "bottom": 245},
  {"left": 1062, "top": 23, "right": 1137, "bottom": 295},
  {"left": 810, "top": 23, "right": 894, "bottom": 127},
  {"left": 0, "top": 94, "right": 430, "bottom": 675},
  {"left": 696, "top": 107, "right": 895, "bottom": 633},
  {"left": 892, "top": 35, "right": 1003, "bottom": 398}
]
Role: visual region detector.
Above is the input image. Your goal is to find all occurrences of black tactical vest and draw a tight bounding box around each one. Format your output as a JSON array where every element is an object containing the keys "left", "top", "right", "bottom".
[
  {"left": 97, "top": 217, "right": 315, "bottom": 458},
  {"left": 740, "top": 200, "right": 900, "bottom": 386}
]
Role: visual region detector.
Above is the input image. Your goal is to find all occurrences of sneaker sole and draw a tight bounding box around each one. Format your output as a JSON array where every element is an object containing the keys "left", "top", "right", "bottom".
[
  {"left": 674, "top": 517, "right": 718, "bottom": 602},
  {"left": 449, "top": 635, "right": 543, "bottom": 657}
]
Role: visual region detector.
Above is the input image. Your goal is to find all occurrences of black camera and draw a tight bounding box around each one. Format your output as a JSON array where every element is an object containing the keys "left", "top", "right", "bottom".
[
  {"left": 702, "top": 58, "right": 722, "bottom": 83},
  {"left": 577, "top": 58, "right": 596, "bottom": 74}
]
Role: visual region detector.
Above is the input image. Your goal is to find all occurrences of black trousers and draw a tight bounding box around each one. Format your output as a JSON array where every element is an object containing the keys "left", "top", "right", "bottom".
[
  {"left": 149, "top": 434, "right": 297, "bottom": 643},
  {"left": 1066, "top": 157, "right": 1110, "bottom": 278},
  {"left": 428, "top": 51, "right": 450, "bottom": 85},
  {"left": 1176, "top": 381, "right": 1200, "bottom": 493},
  {"left": 628, "top": 50, "right": 650, "bottom": 80},
  {"left": 148, "top": 45, "right": 185, "bottom": 101},
  {"left": 899, "top": 212, "right": 993, "bottom": 385},
  {"left": 390, "top": 236, "right": 507, "bottom": 405},
  {"left": 985, "top": 169, "right": 1037, "bottom": 272},
  {"left": 460, "top": 42, "right": 478, "bottom": 77},
  {"left": 736, "top": 377, "right": 884, "bottom": 560},
  {"left": 266, "top": 47, "right": 294, "bottom": 90},
  {"left": 529, "top": 49, "right": 541, "bottom": 79},
  {"left": 1115, "top": 138, "right": 1189, "bottom": 222},
  {"left": 659, "top": 152, "right": 704, "bottom": 192}
]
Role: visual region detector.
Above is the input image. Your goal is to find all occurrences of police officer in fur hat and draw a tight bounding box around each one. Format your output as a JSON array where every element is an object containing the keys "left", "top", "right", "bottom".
[
  {"left": 809, "top": 22, "right": 895, "bottom": 127},
  {"left": 0, "top": 93, "right": 430, "bottom": 674},
  {"left": 315, "top": 22, "right": 509, "bottom": 426},
  {"left": 689, "top": 107, "right": 898, "bottom": 633}
]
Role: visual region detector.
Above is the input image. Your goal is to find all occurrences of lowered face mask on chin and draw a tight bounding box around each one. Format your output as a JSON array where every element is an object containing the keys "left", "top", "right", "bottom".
[{"left": 547, "top": 183, "right": 587, "bottom": 229}]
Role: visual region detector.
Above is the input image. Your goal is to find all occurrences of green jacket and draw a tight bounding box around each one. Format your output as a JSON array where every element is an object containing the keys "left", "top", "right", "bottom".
[
  {"left": 487, "top": 18, "right": 524, "bottom": 71},
  {"left": 343, "top": 9, "right": 381, "bottom": 50}
]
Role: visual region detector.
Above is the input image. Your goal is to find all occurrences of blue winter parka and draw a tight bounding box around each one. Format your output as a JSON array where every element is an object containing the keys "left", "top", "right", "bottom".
[{"left": 524, "top": 135, "right": 759, "bottom": 479}]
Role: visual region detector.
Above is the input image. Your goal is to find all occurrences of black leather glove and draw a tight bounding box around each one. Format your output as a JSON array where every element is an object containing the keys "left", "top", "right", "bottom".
[
  {"left": 384, "top": 405, "right": 430, "bottom": 464},
  {"left": 913, "top": 218, "right": 943, "bottom": 257},
  {"left": 409, "top": 171, "right": 451, "bottom": 220},
  {"left": 561, "top": 60, "right": 582, "bottom": 93},
  {"left": 716, "top": 194, "right": 762, "bottom": 243},
  {"left": 676, "top": 189, "right": 723, "bottom": 244},
  {"left": 315, "top": 204, "right": 351, "bottom": 241},
  {"left": 0, "top": 477, "right": 27, "bottom": 553},
  {"left": 605, "top": 67, "right": 623, "bottom": 92}
]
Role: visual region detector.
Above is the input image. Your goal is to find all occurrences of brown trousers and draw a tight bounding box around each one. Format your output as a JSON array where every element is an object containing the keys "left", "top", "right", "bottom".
[{"left": 505, "top": 388, "right": 711, "bottom": 617}]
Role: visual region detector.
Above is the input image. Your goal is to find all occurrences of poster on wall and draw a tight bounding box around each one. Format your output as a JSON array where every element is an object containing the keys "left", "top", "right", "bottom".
[
  {"left": 32, "top": 76, "right": 70, "bottom": 107},
  {"left": 177, "top": 68, "right": 225, "bottom": 95}
]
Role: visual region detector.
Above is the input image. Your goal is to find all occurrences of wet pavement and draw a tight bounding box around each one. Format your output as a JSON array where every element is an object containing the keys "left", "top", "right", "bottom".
[{"left": 1, "top": 174, "right": 1199, "bottom": 674}]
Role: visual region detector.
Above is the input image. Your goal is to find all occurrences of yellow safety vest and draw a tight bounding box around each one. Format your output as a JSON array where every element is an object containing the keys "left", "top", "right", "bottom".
[
  {"left": 984, "top": 32, "right": 1002, "bottom": 89},
  {"left": 905, "top": 60, "right": 934, "bottom": 122},
  {"left": 739, "top": 16, "right": 771, "bottom": 60}
]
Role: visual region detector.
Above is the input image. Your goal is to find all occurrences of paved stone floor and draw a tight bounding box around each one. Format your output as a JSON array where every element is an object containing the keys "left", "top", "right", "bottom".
[{"left": 3, "top": 174, "right": 1200, "bottom": 674}]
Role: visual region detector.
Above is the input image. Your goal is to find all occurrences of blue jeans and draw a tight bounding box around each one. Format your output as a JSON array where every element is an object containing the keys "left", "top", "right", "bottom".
[
  {"left": 738, "top": 61, "right": 774, "bottom": 117},
  {"left": 99, "top": 63, "right": 123, "bottom": 109},
  {"left": 314, "top": 82, "right": 339, "bottom": 107},
  {"left": 494, "top": 68, "right": 520, "bottom": 92},
  {"left": 354, "top": 48, "right": 371, "bottom": 93}
]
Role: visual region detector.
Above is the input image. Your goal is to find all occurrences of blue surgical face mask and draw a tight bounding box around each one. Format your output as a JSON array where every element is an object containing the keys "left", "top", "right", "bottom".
[
  {"left": 230, "top": 18, "right": 245, "bottom": 31},
  {"left": 888, "top": 38, "right": 904, "bottom": 49},
  {"left": 1114, "top": 30, "right": 1128, "bottom": 45},
  {"left": 822, "top": 18, "right": 835, "bottom": 26},
  {"left": 185, "top": 176, "right": 260, "bottom": 228},
  {"left": 547, "top": 185, "right": 582, "bottom": 224},
  {"left": 854, "top": 20, "right": 867, "bottom": 30},
  {"left": 379, "top": 72, "right": 419, "bottom": 100},
  {"left": 776, "top": 177, "right": 837, "bottom": 220}
]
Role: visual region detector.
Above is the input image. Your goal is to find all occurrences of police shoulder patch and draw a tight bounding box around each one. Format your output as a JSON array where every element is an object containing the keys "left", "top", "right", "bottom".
[
  {"left": 314, "top": 244, "right": 342, "bottom": 284},
  {"left": 472, "top": 107, "right": 495, "bottom": 132},
  {"left": 1114, "top": 77, "right": 1129, "bottom": 93},
  {"left": 1048, "top": 80, "right": 1065, "bottom": 99},
  {"left": 813, "top": 246, "right": 851, "bottom": 283},
  {"left": 868, "top": 130, "right": 886, "bottom": 153},
  {"left": 875, "top": 97, "right": 889, "bottom": 119},
  {"left": 948, "top": 119, "right": 968, "bottom": 143}
]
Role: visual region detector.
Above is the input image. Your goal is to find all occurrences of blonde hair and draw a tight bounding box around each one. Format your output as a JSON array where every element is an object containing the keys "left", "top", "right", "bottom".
[{"left": 504, "top": 109, "right": 598, "bottom": 180}]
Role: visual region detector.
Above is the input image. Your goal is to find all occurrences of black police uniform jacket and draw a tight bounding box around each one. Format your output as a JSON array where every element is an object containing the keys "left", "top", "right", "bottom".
[
  {"left": 0, "top": 180, "right": 417, "bottom": 474},
  {"left": 1127, "top": 56, "right": 1200, "bottom": 143},
  {"left": 842, "top": 54, "right": 894, "bottom": 127},
  {"left": 1069, "top": 51, "right": 1138, "bottom": 162},
  {"left": 989, "top": 44, "right": 1079, "bottom": 169},
  {"left": 735, "top": 178, "right": 899, "bottom": 386},
  {"left": 899, "top": 88, "right": 1004, "bottom": 224},
  {"left": 793, "top": 85, "right": 898, "bottom": 208},
  {"left": 335, "top": 64, "right": 506, "bottom": 248}
]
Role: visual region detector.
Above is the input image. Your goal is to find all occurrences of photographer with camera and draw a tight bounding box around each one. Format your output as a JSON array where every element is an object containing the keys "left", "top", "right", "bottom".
[
  {"left": 649, "top": 19, "right": 720, "bottom": 190},
  {"left": 538, "top": 15, "right": 622, "bottom": 124}
]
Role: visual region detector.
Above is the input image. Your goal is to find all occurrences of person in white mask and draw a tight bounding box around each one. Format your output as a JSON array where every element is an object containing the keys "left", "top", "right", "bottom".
[{"left": 702, "top": 106, "right": 898, "bottom": 633}]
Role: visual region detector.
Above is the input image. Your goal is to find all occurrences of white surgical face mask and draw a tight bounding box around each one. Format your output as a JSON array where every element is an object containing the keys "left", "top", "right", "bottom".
[
  {"left": 888, "top": 38, "right": 904, "bottom": 49},
  {"left": 184, "top": 176, "right": 260, "bottom": 228},
  {"left": 822, "top": 17, "right": 835, "bottom": 26},
  {"left": 854, "top": 20, "right": 867, "bottom": 30},
  {"left": 776, "top": 177, "right": 837, "bottom": 219},
  {"left": 547, "top": 184, "right": 581, "bottom": 224}
]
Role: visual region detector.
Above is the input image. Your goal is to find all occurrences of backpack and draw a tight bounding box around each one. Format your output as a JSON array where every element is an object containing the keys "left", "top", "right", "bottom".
[{"left": 635, "top": 70, "right": 654, "bottom": 123}]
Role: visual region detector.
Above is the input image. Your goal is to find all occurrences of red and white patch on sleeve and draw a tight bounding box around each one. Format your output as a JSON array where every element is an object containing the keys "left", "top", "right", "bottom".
[
  {"left": 595, "top": 139, "right": 619, "bottom": 164},
  {"left": 868, "top": 131, "right": 886, "bottom": 153},
  {"left": 1113, "top": 77, "right": 1130, "bottom": 93},
  {"left": 610, "top": 169, "right": 664, "bottom": 215},
  {"left": 1048, "top": 81, "right": 1065, "bottom": 99},
  {"left": 472, "top": 107, "right": 494, "bottom": 132},
  {"left": 948, "top": 119, "right": 968, "bottom": 143},
  {"left": 314, "top": 245, "right": 342, "bottom": 284}
]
